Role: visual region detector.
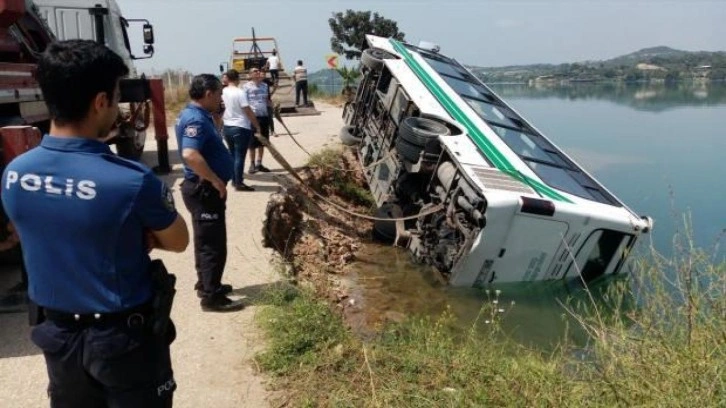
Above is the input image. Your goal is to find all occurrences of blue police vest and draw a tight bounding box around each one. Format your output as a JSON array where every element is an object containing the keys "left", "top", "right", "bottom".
[
  {"left": 0, "top": 136, "right": 178, "bottom": 313},
  {"left": 175, "top": 104, "right": 233, "bottom": 183}
]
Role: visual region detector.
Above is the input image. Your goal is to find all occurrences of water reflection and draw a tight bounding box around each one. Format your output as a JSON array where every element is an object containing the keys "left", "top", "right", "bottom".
[{"left": 488, "top": 81, "right": 726, "bottom": 112}]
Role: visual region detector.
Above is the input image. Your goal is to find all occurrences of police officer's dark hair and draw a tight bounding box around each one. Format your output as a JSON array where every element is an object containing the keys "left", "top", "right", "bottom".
[
  {"left": 225, "top": 69, "right": 240, "bottom": 82},
  {"left": 189, "top": 74, "right": 222, "bottom": 100},
  {"left": 36, "top": 40, "right": 129, "bottom": 125}
]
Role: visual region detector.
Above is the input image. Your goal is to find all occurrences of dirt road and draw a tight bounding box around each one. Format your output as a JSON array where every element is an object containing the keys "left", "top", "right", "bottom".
[{"left": 0, "top": 102, "right": 343, "bottom": 407}]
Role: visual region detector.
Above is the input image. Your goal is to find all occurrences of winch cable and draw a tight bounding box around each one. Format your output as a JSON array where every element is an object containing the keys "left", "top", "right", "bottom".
[
  {"left": 273, "top": 109, "right": 312, "bottom": 156},
  {"left": 256, "top": 120, "right": 444, "bottom": 222},
  {"left": 273, "top": 108, "right": 393, "bottom": 173}
]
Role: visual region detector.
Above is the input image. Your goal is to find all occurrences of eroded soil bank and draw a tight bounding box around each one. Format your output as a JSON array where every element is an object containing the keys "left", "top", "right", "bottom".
[{"left": 262, "top": 148, "right": 375, "bottom": 316}]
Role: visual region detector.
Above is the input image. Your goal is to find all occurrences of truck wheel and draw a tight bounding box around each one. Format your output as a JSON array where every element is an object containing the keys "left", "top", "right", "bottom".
[
  {"left": 399, "top": 117, "right": 450, "bottom": 146},
  {"left": 339, "top": 125, "right": 362, "bottom": 146},
  {"left": 116, "top": 127, "right": 146, "bottom": 161},
  {"left": 361, "top": 48, "right": 396, "bottom": 71}
]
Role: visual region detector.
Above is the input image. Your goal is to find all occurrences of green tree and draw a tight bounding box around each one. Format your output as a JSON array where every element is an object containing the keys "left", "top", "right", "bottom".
[{"left": 328, "top": 10, "right": 405, "bottom": 60}]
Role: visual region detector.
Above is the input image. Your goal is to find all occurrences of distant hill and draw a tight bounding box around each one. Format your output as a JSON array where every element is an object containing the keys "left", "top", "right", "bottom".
[
  {"left": 306, "top": 46, "right": 726, "bottom": 90},
  {"left": 470, "top": 46, "right": 726, "bottom": 83}
]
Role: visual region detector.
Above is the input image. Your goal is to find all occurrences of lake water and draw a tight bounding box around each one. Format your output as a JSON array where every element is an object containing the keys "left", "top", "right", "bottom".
[{"left": 347, "top": 82, "right": 726, "bottom": 348}]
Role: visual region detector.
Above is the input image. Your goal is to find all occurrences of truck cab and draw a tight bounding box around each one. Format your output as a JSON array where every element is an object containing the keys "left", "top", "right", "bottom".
[
  {"left": 34, "top": 0, "right": 154, "bottom": 71},
  {"left": 34, "top": 0, "right": 156, "bottom": 159},
  {"left": 1, "top": 0, "right": 171, "bottom": 265}
]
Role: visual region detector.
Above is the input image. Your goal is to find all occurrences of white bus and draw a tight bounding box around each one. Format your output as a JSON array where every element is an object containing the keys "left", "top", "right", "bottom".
[{"left": 341, "top": 35, "right": 653, "bottom": 287}]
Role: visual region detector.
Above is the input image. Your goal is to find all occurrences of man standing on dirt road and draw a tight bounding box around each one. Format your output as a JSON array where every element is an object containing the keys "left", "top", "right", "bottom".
[
  {"left": 222, "top": 69, "right": 259, "bottom": 191},
  {"left": 1, "top": 40, "right": 189, "bottom": 407},
  {"left": 293, "top": 59, "right": 309, "bottom": 107},
  {"left": 176, "top": 74, "right": 245, "bottom": 312},
  {"left": 243, "top": 67, "right": 275, "bottom": 174}
]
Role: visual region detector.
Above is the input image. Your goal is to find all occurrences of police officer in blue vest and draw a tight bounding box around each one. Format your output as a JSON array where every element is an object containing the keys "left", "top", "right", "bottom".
[
  {"left": 1, "top": 40, "right": 189, "bottom": 407},
  {"left": 176, "top": 74, "right": 245, "bottom": 312}
]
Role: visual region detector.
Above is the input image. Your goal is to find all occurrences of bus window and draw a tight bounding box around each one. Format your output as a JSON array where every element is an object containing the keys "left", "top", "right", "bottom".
[
  {"left": 463, "top": 97, "right": 519, "bottom": 128},
  {"left": 442, "top": 75, "right": 494, "bottom": 101},
  {"left": 568, "top": 229, "right": 633, "bottom": 282},
  {"left": 421, "top": 54, "right": 470, "bottom": 80}
]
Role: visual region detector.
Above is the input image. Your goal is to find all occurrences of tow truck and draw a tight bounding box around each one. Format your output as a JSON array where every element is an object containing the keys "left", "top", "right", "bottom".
[
  {"left": 224, "top": 28, "right": 319, "bottom": 117},
  {"left": 0, "top": 0, "right": 171, "bottom": 262}
]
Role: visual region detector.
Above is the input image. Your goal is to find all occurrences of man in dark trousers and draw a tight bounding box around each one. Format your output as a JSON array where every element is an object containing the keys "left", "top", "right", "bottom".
[
  {"left": 1, "top": 40, "right": 189, "bottom": 407},
  {"left": 243, "top": 67, "right": 274, "bottom": 174},
  {"left": 293, "top": 59, "right": 309, "bottom": 107},
  {"left": 176, "top": 74, "right": 245, "bottom": 312}
]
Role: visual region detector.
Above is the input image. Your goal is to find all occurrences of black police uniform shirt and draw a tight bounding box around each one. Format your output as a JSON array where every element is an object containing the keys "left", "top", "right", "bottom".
[
  {"left": 175, "top": 103, "right": 233, "bottom": 182},
  {"left": 0, "top": 136, "right": 178, "bottom": 314}
]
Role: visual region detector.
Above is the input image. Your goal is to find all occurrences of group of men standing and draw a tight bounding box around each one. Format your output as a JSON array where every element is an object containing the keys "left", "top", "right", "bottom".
[{"left": 219, "top": 67, "right": 271, "bottom": 193}]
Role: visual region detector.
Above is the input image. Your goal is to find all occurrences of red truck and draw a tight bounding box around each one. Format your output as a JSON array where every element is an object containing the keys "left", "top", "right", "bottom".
[{"left": 0, "top": 0, "right": 172, "bottom": 261}]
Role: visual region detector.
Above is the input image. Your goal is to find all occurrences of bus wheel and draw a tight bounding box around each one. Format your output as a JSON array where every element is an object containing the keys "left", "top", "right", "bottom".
[
  {"left": 372, "top": 203, "right": 399, "bottom": 244},
  {"left": 395, "top": 138, "right": 423, "bottom": 163},
  {"left": 361, "top": 48, "right": 396, "bottom": 71},
  {"left": 399, "top": 117, "right": 450, "bottom": 146}
]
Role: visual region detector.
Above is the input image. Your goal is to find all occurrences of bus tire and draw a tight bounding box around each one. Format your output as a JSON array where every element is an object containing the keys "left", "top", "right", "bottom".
[
  {"left": 372, "top": 203, "right": 398, "bottom": 244},
  {"left": 395, "top": 138, "right": 423, "bottom": 163},
  {"left": 399, "top": 117, "right": 450, "bottom": 146},
  {"left": 339, "top": 125, "right": 362, "bottom": 146},
  {"left": 361, "top": 48, "right": 396, "bottom": 71}
]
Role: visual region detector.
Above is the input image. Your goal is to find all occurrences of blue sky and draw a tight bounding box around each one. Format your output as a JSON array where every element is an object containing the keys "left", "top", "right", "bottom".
[{"left": 121, "top": 0, "right": 726, "bottom": 74}]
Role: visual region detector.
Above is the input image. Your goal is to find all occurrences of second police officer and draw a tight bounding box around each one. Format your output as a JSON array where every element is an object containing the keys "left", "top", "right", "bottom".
[{"left": 176, "top": 74, "right": 245, "bottom": 312}]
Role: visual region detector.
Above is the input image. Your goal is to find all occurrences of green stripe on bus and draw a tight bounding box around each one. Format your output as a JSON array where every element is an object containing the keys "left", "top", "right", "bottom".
[{"left": 389, "top": 40, "right": 571, "bottom": 203}]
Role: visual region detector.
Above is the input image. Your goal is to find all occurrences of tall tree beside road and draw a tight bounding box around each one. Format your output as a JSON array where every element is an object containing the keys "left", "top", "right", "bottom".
[{"left": 329, "top": 10, "right": 405, "bottom": 60}]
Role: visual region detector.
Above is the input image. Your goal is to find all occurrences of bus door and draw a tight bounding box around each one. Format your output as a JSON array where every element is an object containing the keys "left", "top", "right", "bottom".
[{"left": 495, "top": 215, "right": 569, "bottom": 283}]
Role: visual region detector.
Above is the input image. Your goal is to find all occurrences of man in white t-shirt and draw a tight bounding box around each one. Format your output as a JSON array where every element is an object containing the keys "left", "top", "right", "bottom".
[
  {"left": 264, "top": 49, "right": 280, "bottom": 86},
  {"left": 221, "top": 69, "right": 261, "bottom": 191}
]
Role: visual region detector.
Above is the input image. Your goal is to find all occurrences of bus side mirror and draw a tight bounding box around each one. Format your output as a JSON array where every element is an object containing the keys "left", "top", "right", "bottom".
[{"left": 143, "top": 23, "right": 155, "bottom": 45}]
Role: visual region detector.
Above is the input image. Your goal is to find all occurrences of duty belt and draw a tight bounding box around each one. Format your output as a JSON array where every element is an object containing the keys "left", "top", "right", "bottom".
[{"left": 43, "top": 302, "right": 153, "bottom": 328}]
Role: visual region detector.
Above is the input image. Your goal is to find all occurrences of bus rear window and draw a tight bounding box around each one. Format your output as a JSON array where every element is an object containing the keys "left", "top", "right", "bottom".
[{"left": 569, "top": 229, "right": 633, "bottom": 282}]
